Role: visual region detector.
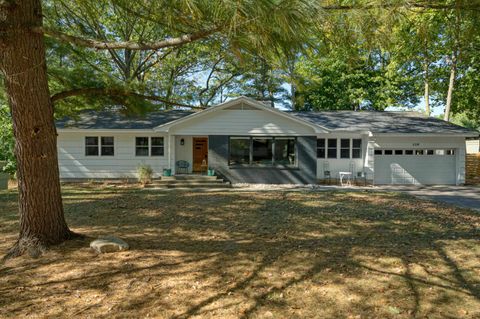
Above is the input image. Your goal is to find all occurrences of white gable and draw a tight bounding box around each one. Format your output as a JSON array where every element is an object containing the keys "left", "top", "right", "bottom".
[
  {"left": 171, "top": 108, "right": 315, "bottom": 135},
  {"left": 155, "top": 97, "right": 327, "bottom": 135}
]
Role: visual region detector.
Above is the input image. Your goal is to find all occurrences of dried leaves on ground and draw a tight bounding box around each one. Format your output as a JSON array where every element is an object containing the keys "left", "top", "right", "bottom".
[{"left": 0, "top": 186, "right": 479, "bottom": 318}]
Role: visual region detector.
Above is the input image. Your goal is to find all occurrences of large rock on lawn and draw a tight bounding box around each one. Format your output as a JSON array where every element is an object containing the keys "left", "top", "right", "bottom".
[{"left": 90, "top": 236, "right": 129, "bottom": 253}]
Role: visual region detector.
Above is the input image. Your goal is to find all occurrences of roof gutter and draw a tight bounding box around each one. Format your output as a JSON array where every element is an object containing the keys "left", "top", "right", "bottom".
[
  {"left": 57, "top": 128, "right": 158, "bottom": 133},
  {"left": 370, "top": 132, "right": 479, "bottom": 138}
]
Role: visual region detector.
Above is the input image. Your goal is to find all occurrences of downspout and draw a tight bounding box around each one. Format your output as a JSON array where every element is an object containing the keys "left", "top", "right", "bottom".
[{"left": 167, "top": 131, "right": 172, "bottom": 173}]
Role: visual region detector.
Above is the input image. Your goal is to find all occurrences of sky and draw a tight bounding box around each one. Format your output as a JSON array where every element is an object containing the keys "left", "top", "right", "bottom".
[
  {"left": 277, "top": 83, "right": 445, "bottom": 117},
  {"left": 385, "top": 98, "right": 444, "bottom": 117}
]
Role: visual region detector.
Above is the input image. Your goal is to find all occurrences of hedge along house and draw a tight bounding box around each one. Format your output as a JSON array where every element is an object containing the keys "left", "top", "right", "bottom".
[{"left": 56, "top": 96, "right": 478, "bottom": 185}]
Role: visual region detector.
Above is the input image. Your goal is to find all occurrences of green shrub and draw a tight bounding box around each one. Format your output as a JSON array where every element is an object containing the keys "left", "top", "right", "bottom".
[
  {"left": 0, "top": 104, "right": 16, "bottom": 176},
  {"left": 137, "top": 164, "right": 153, "bottom": 185}
]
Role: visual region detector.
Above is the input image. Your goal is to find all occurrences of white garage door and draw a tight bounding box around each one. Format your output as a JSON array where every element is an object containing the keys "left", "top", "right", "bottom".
[{"left": 374, "top": 149, "right": 456, "bottom": 185}]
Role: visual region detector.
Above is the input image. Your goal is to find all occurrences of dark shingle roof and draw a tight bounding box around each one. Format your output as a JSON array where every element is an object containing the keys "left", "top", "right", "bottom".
[
  {"left": 291, "top": 111, "right": 475, "bottom": 134},
  {"left": 56, "top": 108, "right": 476, "bottom": 135},
  {"left": 56, "top": 109, "right": 195, "bottom": 130}
]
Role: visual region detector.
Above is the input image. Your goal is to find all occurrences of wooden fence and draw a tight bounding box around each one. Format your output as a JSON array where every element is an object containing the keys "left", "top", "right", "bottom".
[{"left": 466, "top": 153, "right": 480, "bottom": 185}]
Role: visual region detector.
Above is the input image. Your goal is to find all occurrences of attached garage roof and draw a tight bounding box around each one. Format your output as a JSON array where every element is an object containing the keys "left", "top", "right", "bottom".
[{"left": 291, "top": 111, "right": 476, "bottom": 135}]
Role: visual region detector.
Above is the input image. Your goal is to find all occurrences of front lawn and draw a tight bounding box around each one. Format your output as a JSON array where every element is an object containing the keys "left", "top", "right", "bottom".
[{"left": 0, "top": 186, "right": 479, "bottom": 318}]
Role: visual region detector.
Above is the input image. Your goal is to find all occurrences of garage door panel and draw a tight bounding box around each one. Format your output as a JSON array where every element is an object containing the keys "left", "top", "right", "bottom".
[{"left": 374, "top": 154, "right": 456, "bottom": 185}]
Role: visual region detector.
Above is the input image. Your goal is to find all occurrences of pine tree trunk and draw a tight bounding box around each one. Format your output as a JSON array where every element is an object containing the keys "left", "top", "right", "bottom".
[{"left": 0, "top": 0, "right": 73, "bottom": 257}]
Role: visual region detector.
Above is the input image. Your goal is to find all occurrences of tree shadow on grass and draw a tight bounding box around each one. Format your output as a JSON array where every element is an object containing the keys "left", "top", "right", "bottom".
[{"left": 0, "top": 189, "right": 479, "bottom": 318}]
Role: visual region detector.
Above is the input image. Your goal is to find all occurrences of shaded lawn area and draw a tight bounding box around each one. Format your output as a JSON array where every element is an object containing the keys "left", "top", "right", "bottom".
[{"left": 0, "top": 186, "right": 479, "bottom": 319}]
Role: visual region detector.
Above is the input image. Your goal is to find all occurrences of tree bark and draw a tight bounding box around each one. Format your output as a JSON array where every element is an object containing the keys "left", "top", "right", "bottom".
[
  {"left": 424, "top": 63, "right": 430, "bottom": 116},
  {"left": 444, "top": 8, "right": 461, "bottom": 122},
  {"left": 0, "top": 0, "right": 74, "bottom": 257},
  {"left": 291, "top": 83, "right": 296, "bottom": 110},
  {"left": 34, "top": 26, "right": 221, "bottom": 50},
  {"left": 443, "top": 52, "right": 457, "bottom": 122}
]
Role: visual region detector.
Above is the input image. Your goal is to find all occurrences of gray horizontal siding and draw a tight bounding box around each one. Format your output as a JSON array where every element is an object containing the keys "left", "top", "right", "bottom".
[{"left": 208, "top": 135, "right": 317, "bottom": 184}]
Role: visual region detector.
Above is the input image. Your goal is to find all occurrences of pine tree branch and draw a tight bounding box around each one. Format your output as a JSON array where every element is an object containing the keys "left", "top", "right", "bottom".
[
  {"left": 28, "top": 2, "right": 478, "bottom": 52},
  {"left": 321, "top": 2, "right": 480, "bottom": 11},
  {"left": 33, "top": 26, "right": 221, "bottom": 50},
  {"left": 51, "top": 87, "right": 202, "bottom": 109}
]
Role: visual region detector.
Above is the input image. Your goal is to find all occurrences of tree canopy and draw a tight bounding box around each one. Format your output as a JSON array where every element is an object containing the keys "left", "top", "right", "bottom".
[{"left": 1, "top": 0, "right": 479, "bottom": 120}]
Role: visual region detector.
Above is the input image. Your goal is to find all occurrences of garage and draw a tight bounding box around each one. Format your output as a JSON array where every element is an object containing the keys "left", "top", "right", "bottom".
[{"left": 374, "top": 149, "right": 457, "bottom": 185}]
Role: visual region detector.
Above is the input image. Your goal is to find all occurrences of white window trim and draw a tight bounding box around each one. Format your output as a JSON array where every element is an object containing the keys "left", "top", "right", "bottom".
[
  {"left": 352, "top": 138, "right": 362, "bottom": 159},
  {"left": 340, "top": 138, "right": 351, "bottom": 159},
  {"left": 321, "top": 138, "right": 363, "bottom": 159},
  {"left": 85, "top": 136, "right": 115, "bottom": 157},
  {"left": 327, "top": 138, "right": 337, "bottom": 159},
  {"left": 316, "top": 138, "right": 326, "bottom": 159},
  {"left": 135, "top": 137, "right": 165, "bottom": 157}
]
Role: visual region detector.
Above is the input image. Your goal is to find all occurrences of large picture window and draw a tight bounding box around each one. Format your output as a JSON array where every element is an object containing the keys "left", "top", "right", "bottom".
[
  {"left": 252, "top": 138, "right": 273, "bottom": 165},
  {"left": 275, "top": 138, "right": 296, "bottom": 166},
  {"left": 229, "top": 137, "right": 297, "bottom": 167},
  {"left": 229, "top": 137, "right": 250, "bottom": 165}
]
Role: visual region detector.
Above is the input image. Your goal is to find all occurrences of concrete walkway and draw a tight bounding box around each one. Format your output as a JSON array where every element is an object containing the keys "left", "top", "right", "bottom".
[{"left": 379, "top": 185, "right": 480, "bottom": 211}]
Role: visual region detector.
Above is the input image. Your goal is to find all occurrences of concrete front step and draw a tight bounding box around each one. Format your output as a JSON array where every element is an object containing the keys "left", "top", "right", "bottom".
[
  {"left": 147, "top": 182, "right": 231, "bottom": 189},
  {"left": 153, "top": 175, "right": 231, "bottom": 188},
  {"left": 153, "top": 178, "right": 224, "bottom": 184},
  {"left": 161, "top": 175, "right": 218, "bottom": 181}
]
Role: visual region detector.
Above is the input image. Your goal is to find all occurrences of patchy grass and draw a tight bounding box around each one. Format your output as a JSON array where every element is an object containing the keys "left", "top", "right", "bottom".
[{"left": 0, "top": 186, "right": 479, "bottom": 318}]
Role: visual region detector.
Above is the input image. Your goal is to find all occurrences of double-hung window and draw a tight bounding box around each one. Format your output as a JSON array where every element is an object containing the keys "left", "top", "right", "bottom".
[
  {"left": 85, "top": 136, "right": 114, "bottom": 156},
  {"left": 321, "top": 138, "right": 362, "bottom": 159},
  {"left": 135, "top": 137, "right": 149, "bottom": 156},
  {"left": 327, "top": 139, "right": 337, "bottom": 158},
  {"left": 85, "top": 137, "right": 99, "bottom": 156},
  {"left": 151, "top": 137, "right": 164, "bottom": 156},
  {"left": 101, "top": 137, "right": 114, "bottom": 156},
  {"left": 340, "top": 139, "right": 350, "bottom": 159},
  {"left": 136, "top": 137, "right": 164, "bottom": 156},
  {"left": 317, "top": 139, "right": 326, "bottom": 158},
  {"left": 352, "top": 139, "right": 362, "bottom": 158}
]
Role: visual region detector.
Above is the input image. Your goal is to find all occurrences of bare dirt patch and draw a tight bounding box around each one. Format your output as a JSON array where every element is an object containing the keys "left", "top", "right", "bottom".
[{"left": 1, "top": 186, "right": 479, "bottom": 318}]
